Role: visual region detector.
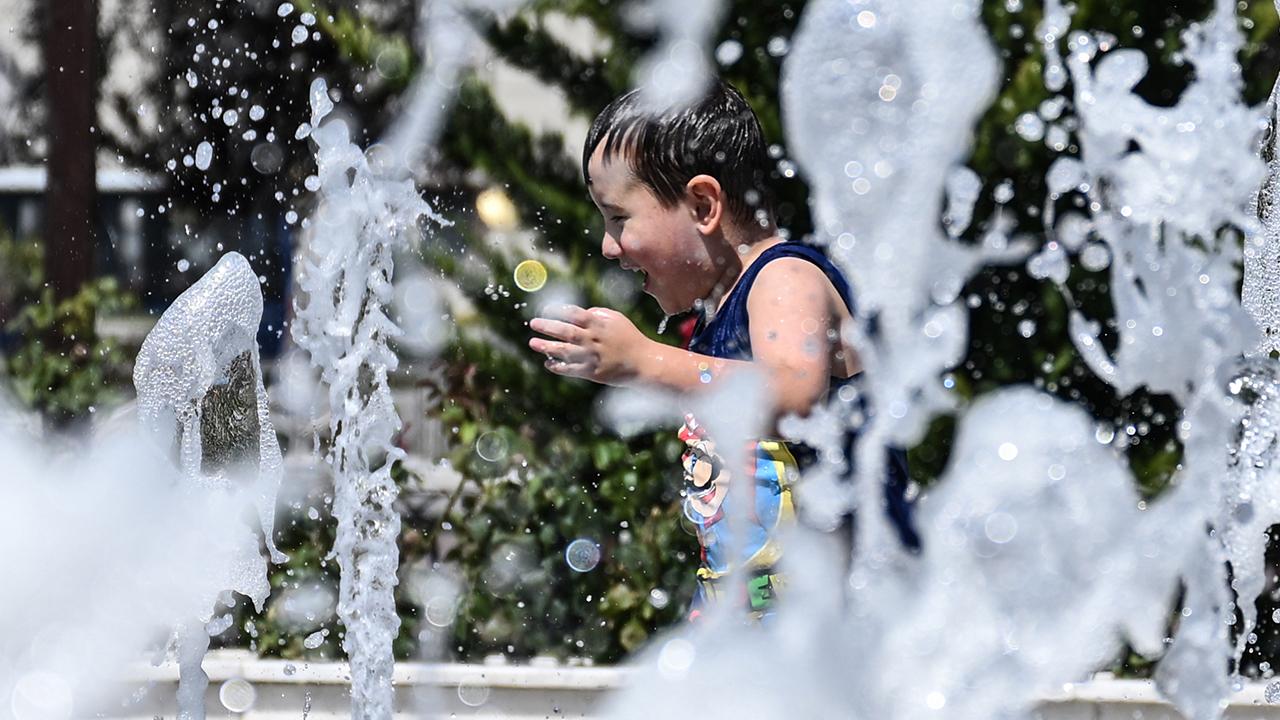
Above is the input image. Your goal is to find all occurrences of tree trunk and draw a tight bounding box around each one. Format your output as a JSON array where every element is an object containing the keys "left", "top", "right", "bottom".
[{"left": 44, "top": 0, "right": 98, "bottom": 302}]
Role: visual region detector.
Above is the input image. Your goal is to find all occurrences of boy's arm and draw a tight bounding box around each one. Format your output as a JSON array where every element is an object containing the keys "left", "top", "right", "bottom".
[{"left": 528, "top": 258, "right": 842, "bottom": 419}]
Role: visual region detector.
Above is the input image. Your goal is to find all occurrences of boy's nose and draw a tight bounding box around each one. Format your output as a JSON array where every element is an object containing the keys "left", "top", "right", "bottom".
[{"left": 601, "top": 232, "right": 623, "bottom": 260}]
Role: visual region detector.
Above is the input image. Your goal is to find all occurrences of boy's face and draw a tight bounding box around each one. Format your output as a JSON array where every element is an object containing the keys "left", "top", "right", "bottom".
[{"left": 586, "top": 145, "right": 720, "bottom": 316}]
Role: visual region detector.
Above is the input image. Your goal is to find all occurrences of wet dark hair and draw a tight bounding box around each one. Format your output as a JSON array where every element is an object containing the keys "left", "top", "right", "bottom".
[{"left": 582, "top": 80, "right": 774, "bottom": 228}]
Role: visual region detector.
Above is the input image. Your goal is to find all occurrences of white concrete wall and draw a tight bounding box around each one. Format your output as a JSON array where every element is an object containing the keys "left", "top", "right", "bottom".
[{"left": 91, "top": 650, "right": 1280, "bottom": 720}]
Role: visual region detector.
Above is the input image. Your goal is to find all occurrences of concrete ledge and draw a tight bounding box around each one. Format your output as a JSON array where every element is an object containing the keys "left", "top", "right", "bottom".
[{"left": 98, "top": 650, "right": 1280, "bottom": 719}]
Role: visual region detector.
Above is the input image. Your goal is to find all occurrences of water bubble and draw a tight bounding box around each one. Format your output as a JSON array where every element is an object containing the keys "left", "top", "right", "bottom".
[
  {"left": 374, "top": 48, "right": 409, "bottom": 80},
  {"left": 249, "top": 104, "right": 265, "bottom": 121},
  {"left": 457, "top": 680, "right": 491, "bottom": 707},
  {"left": 648, "top": 588, "right": 670, "bottom": 609},
  {"left": 565, "top": 538, "right": 601, "bottom": 573},
  {"left": 273, "top": 582, "right": 337, "bottom": 631},
  {"left": 1017, "top": 319, "right": 1036, "bottom": 338},
  {"left": 195, "top": 141, "right": 213, "bottom": 171},
  {"left": 309, "top": 78, "right": 333, "bottom": 119},
  {"left": 997, "top": 442, "right": 1019, "bottom": 461},
  {"left": 984, "top": 512, "right": 1018, "bottom": 543},
  {"left": 219, "top": 678, "right": 257, "bottom": 713},
  {"left": 295, "top": 122, "right": 312, "bottom": 140},
  {"left": 1095, "top": 424, "right": 1116, "bottom": 444},
  {"left": 185, "top": 69, "right": 199, "bottom": 88},
  {"left": 425, "top": 595, "right": 458, "bottom": 628},
  {"left": 10, "top": 672, "right": 73, "bottom": 720},
  {"left": 1080, "top": 242, "right": 1111, "bottom": 271},
  {"left": 303, "top": 629, "right": 326, "bottom": 649},
  {"left": 513, "top": 260, "right": 548, "bottom": 292},
  {"left": 475, "top": 431, "right": 508, "bottom": 462},
  {"left": 715, "top": 40, "right": 743, "bottom": 66},
  {"left": 222, "top": 109, "right": 239, "bottom": 127},
  {"left": 304, "top": 175, "right": 321, "bottom": 192},
  {"left": 285, "top": 210, "right": 299, "bottom": 225},
  {"left": 657, "top": 638, "right": 696, "bottom": 679},
  {"left": 993, "top": 181, "right": 1015, "bottom": 204},
  {"left": 277, "top": 2, "right": 294, "bottom": 17},
  {"left": 926, "top": 692, "right": 947, "bottom": 710},
  {"left": 291, "top": 25, "right": 308, "bottom": 44},
  {"left": 250, "top": 143, "right": 284, "bottom": 175},
  {"left": 300, "top": 12, "right": 316, "bottom": 26},
  {"left": 283, "top": 663, "right": 296, "bottom": 676},
  {"left": 1014, "top": 112, "right": 1046, "bottom": 142},
  {"left": 1046, "top": 157, "right": 1085, "bottom": 195},
  {"left": 177, "top": 259, "right": 191, "bottom": 272},
  {"left": 1045, "top": 124, "right": 1070, "bottom": 152},
  {"left": 766, "top": 36, "right": 790, "bottom": 57}
]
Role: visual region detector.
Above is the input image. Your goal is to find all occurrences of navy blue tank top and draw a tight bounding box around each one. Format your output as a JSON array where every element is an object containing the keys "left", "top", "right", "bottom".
[{"left": 687, "top": 242, "right": 920, "bottom": 550}]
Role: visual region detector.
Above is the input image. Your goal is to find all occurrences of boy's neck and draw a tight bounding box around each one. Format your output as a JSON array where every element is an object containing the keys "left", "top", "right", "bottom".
[{"left": 702, "top": 228, "right": 786, "bottom": 317}]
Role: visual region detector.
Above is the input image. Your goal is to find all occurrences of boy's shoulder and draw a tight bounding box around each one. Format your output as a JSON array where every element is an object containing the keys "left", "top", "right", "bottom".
[{"left": 744, "top": 249, "right": 848, "bottom": 316}]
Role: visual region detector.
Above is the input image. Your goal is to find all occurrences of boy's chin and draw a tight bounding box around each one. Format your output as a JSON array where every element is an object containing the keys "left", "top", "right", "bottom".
[{"left": 648, "top": 290, "right": 691, "bottom": 317}]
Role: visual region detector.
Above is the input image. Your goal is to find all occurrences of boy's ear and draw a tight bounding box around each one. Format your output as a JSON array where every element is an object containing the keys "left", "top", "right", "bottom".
[{"left": 685, "top": 174, "right": 724, "bottom": 236}]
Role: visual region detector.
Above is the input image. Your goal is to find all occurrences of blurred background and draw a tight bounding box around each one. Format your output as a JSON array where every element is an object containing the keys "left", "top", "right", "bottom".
[{"left": 2, "top": 0, "right": 1280, "bottom": 673}]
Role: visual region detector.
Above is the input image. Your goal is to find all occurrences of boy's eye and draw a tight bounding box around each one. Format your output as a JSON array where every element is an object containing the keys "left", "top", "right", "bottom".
[{"left": 610, "top": 215, "right": 628, "bottom": 224}]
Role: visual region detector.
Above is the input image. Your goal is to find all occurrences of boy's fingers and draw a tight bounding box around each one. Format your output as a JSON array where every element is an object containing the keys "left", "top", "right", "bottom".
[
  {"left": 529, "top": 318, "right": 584, "bottom": 343},
  {"left": 545, "top": 358, "right": 591, "bottom": 378},
  {"left": 529, "top": 337, "right": 590, "bottom": 363},
  {"left": 539, "top": 303, "right": 590, "bottom": 326}
]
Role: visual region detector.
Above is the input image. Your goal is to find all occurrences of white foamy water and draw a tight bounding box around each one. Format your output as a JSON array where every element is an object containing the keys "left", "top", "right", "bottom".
[
  {"left": 1245, "top": 3, "right": 1280, "bottom": 356},
  {"left": 0, "top": 409, "right": 256, "bottom": 720},
  {"left": 632, "top": 0, "right": 726, "bottom": 111},
  {"left": 291, "top": 78, "right": 441, "bottom": 717},
  {"left": 133, "top": 251, "right": 287, "bottom": 719},
  {"left": 599, "top": 1, "right": 1280, "bottom": 720}
]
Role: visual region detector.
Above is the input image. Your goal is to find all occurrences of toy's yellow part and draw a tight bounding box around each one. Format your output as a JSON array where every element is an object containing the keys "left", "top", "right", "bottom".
[{"left": 513, "top": 259, "right": 548, "bottom": 292}]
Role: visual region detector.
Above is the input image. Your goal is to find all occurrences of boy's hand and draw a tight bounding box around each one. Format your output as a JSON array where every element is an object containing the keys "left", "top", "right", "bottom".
[{"left": 528, "top": 304, "right": 652, "bottom": 386}]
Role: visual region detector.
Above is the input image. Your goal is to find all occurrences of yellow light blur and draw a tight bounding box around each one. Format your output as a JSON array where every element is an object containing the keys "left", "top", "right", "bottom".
[
  {"left": 513, "top": 260, "right": 548, "bottom": 292},
  {"left": 476, "top": 186, "right": 519, "bottom": 231}
]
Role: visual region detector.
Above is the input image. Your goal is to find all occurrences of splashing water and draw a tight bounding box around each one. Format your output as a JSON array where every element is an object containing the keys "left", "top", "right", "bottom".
[
  {"left": 631, "top": 0, "right": 726, "bottom": 111},
  {"left": 290, "top": 77, "right": 443, "bottom": 717},
  {"left": 133, "top": 251, "right": 287, "bottom": 720},
  {"left": 1245, "top": 2, "right": 1280, "bottom": 356},
  {"left": 601, "top": 1, "right": 1280, "bottom": 719}
]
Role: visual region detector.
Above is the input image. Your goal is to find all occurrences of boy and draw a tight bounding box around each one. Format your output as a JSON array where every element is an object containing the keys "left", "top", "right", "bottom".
[{"left": 528, "top": 80, "right": 917, "bottom": 619}]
